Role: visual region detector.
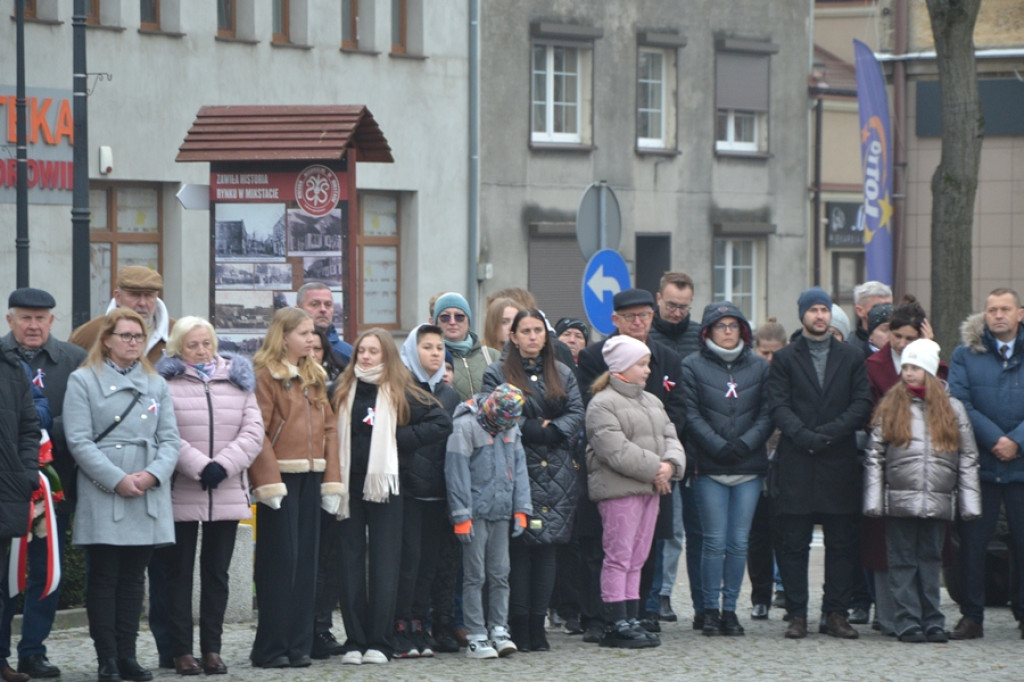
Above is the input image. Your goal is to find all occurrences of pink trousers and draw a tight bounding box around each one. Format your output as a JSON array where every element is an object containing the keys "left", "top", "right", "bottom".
[{"left": 598, "top": 494, "right": 660, "bottom": 603}]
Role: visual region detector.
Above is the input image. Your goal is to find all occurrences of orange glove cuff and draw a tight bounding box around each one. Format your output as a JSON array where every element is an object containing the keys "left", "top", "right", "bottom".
[
  {"left": 454, "top": 519, "right": 472, "bottom": 535},
  {"left": 515, "top": 512, "right": 527, "bottom": 528}
]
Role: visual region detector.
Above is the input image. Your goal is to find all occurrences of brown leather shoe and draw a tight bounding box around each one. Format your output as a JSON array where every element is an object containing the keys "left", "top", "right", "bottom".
[
  {"left": 784, "top": 616, "right": 807, "bottom": 639},
  {"left": 173, "top": 654, "right": 202, "bottom": 676},
  {"left": 200, "top": 653, "right": 227, "bottom": 675},
  {"left": 949, "top": 616, "right": 984, "bottom": 640},
  {"left": 0, "top": 666, "right": 29, "bottom": 682},
  {"left": 825, "top": 612, "right": 859, "bottom": 639}
]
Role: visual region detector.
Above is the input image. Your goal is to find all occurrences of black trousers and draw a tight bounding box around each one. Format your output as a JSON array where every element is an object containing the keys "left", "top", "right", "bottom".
[
  {"left": 552, "top": 539, "right": 583, "bottom": 619},
  {"left": 775, "top": 513, "right": 859, "bottom": 619},
  {"left": 509, "top": 541, "right": 557, "bottom": 617},
  {"left": 313, "top": 509, "right": 344, "bottom": 634},
  {"left": 578, "top": 536, "right": 604, "bottom": 626},
  {"left": 395, "top": 497, "right": 446, "bottom": 621},
  {"left": 430, "top": 526, "right": 461, "bottom": 629},
  {"left": 747, "top": 491, "right": 775, "bottom": 607},
  {"left": 337, "top": 485, "right": 403, "bottom": 656},
  {"left": 250, "top": 472, "right": 321, "bottom": 665},
  {"left": 158, "top": 520, "right": 238, "bottom": 656},
  {"left": 85, "top": 544, "right": 154, "bottom": 661}
]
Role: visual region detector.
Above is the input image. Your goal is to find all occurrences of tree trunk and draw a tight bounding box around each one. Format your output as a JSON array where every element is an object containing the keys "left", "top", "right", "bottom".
[{"left": 926, "top": 0, "right": 982, "bottom": 358}]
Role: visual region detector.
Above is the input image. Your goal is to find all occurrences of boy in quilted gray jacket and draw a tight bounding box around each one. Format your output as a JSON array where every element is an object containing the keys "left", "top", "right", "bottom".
[{"left": 445, "top": 383, "right": 532, "bottom": 659}]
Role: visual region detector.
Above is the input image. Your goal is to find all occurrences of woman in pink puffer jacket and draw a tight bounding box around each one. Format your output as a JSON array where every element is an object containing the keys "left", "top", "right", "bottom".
[{"left": 154, "top": 316, "right": 264, "bottom": 676}]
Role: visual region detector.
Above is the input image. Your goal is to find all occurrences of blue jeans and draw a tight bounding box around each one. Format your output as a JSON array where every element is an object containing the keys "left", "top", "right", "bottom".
[
  {"left": 0, "top": 511, "right": 70, "bottom": 662},
  {"left": 695, "top": 476, "right": 762, "bottom": 612}
]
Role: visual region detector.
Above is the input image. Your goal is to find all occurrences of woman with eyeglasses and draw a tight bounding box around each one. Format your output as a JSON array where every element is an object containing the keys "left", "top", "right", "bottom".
[
  {"left": 481, "top": 308, "right": 584, "bottom": 652},
  {"left": 679, "top": 302, "right": 773, "bottom": 638},
  {"left": 63, "top": 308, "right": 181, "bottom": 682},
  {"left": 433, "top": 292, "right": 498, "bottom": 401}
]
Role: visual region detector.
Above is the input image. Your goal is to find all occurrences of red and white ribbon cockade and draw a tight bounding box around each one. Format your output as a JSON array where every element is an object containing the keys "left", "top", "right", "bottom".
[{"left": 8, "top": 472, "right": 61, "bottom": 598}]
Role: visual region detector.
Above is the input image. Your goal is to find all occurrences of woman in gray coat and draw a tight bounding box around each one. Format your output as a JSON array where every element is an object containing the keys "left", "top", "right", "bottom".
[
  {"left": 864, "top": 339, "right": 980, "bottom": 643},
  {"left": 64, "top": 308, "right": 180, "bottom": 682}
]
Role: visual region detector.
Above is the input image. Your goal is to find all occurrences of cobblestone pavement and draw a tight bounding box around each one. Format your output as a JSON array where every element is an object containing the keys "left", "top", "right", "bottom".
[{"left": 38, "top": 544, "right": 1023, "bottom": 681}]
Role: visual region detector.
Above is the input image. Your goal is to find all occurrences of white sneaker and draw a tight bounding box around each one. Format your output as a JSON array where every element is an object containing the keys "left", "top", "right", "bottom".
[
  {"left": 490, "top": 626, "right": 517, "bottom": 657},
  {"left": 362, "top": 649, "right": 389, "bottom": 664},
  {"left": 466, "top": 638, "right": 498, "bottom": 659},
  {"left": 340, "top": 650, "right": 362, "bottom": 665}
]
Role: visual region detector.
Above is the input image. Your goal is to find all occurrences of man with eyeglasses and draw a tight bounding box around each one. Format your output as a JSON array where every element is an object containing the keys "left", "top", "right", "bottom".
[
  {"left": 577, "top": 288, "right": 686, "bottom": 638},
  {"left": 1, "top": 288, "right": 86, "bottom": 680},
  {"left": 70, "top": 266, "right": 175, "bottom": 366},
  {"left": 69, "top": 265, "right": 178, "bottom": 669},
  {"left": 645, "top": 271, "right": 703, "bottom": 628},
  {"left": 765, "top": 287, "right": 871, "bottom": 640}
]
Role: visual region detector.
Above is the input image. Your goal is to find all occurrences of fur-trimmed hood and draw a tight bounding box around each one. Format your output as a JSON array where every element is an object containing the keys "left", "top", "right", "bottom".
[
  {"left": 958, "top": 312, "right": 1024, "bottom": 356},
  {"left": 156, "top": 352, "right": 256, "bottom": 392}
]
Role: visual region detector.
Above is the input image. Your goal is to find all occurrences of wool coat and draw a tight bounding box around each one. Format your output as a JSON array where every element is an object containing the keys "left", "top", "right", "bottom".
[
  {"left": 0, "top": 353, "right": 41, "bottom": 539},
  {"left": 585, "top": 375, "right": 685, "bottom": 502},
  {"left": 765, "top": 334, "right": 872, "bottom": 515},
  {"left": 864, "top": 395, "right": 981, "bottom": 521},
  {"left": 63, "top": 362, "right": 180, "bottom": 546},
  {"left": 157, "top": 354, "right": 264, "bottom": 522}
]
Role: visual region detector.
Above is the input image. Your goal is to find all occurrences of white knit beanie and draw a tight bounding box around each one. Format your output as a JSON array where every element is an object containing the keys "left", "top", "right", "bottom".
[
  {"left": 901, "top": 338, "right": 940, "bottom": 377},
  {"left": 602, "top": 335, "right": 651, "bottom": 374}
]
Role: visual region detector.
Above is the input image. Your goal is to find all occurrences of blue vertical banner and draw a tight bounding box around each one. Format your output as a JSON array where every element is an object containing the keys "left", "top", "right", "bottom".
[{"left": 853, "top": 39, "right": 893, "bottom": 286}]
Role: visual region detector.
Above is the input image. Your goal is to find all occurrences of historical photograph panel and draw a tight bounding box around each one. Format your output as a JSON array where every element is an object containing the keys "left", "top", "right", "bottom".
[
  {"left": 302, "top": 256, "right": 343, "bottom": 288},
  {"left": 254, "top": 262, "right": 293, "bottom": 289},
  {"left": 214, "top": 203, "right": 286, "bottom": 260},
  {"left": 214, "top": 290, "right": 274, "bottom": 332},
  {"left": 286, "top": 206, "right": 345, "bottom": 255},
  {"left": 216, "top": 333, "right": 265, "bottom": 357},
  {"left": 214, "top": 262, "right": 255, "bottom": 289}
]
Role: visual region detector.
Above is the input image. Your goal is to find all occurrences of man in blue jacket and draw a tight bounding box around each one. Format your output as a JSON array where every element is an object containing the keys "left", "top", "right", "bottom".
[{"left": 948, "top": 287, "right": 1024, "bottom": 640}]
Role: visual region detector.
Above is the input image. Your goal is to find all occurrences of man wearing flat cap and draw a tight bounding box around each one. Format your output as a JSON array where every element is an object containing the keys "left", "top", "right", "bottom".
[
  {"left": 0, "top": 288, "right": 85, "bottom": 680},
  {"left": 69, "top": 265, "right": 176, "bottom": 365},
  {"left": 576, "top": 288, "right": 687, "bottom": 635}
]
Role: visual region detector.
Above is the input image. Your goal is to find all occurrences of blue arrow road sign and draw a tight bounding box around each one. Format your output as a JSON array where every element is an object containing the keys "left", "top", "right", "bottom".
[{"left": 582, "top": 249, "right": 631, "bottom": 336}]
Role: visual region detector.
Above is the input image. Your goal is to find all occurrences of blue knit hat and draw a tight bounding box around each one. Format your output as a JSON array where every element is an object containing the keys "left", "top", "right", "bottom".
[
  {"left": 434, "top": 292, "right": 472, "bottom": 324},
  {"left": 798, "top": 287, "right": 832, "bottom": 321}
]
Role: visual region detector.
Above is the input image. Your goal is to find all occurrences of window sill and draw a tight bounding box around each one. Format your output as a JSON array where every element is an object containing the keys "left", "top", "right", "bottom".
[
  {"left": 86, "top": 23, "right": 126, "bottom": 32},
  {"left": 216, "top": 35, "right": 259, "bottom": 45},
  {"left": 529, "top": 142, "right": 596, "bottom": 153},
  {"left": 340, "top": 47, "right": 381, "bottom": 56},
  {"left": 636, "top": 147, "right": 680, "bottom": 158},
  {"left": 138, "top": 28, "right": 184, "bottom": 38},
  {"left": 714, "top": 150, "right": 772, "bottom": 161},
  {"left": 271, "top": 41, "right": 313, "bottom": 50},
  {"left": 10, "top": 16, "right": 63, "bottom": 26},
  {"left": 389, "top": 52, "right": 428, "bottom": 61}
]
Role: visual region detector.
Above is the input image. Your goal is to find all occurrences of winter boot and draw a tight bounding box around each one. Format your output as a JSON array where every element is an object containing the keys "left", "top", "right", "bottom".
[
  {"left": 509, "top": 615, "right": 531, "bottom": 653},
  {"left": 628, "top": 600, "right": 660, "bottom": 642},
  {"left": 600, "top": 602, "right": 656, "bottom": 649},
  {"left": 529, "top": 614, "right": 550, "bottom": 652}
]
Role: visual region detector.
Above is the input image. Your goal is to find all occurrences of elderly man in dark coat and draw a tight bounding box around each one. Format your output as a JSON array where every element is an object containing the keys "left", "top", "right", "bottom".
[{"left": 765, "top": 287, "right": 871, "bottom": 640}]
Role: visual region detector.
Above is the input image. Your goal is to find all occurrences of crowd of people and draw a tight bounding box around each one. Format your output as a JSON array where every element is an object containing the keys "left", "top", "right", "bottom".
[{"left": 0, "top": 265, "right": 1019, "bottom": 681}]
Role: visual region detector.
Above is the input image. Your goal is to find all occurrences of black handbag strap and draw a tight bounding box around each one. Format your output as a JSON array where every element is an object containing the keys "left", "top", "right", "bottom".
[{"left": 94, "top": 389, "right": 142, "bottom": 444}]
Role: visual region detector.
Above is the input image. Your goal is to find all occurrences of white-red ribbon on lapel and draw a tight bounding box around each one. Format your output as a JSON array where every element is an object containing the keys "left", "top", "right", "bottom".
[
  {"left": 662, "top": 375, "right": 676, "bottom": 392},
  {"left": 725, "top": 381, "right": 739, "bottom": 399},
  {"left": 363, "top": 407, "right": 376, "bottom": 426},
  {"left": 8, "top": 473, "right": 61, "bottom": 598}
]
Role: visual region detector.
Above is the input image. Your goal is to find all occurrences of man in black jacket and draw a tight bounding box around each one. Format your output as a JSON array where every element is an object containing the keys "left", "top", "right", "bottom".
[
  {"left": 765, "top": 287, "right": 872, "bottom": 640},
  {"left": 577, "top": 288, "right": 685, "bottom": 634}
]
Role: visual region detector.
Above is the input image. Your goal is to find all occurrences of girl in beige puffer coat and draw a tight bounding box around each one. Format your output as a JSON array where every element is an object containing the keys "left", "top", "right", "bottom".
[{"left": 864, "top": 339, "right": 981, "bottom": 643}]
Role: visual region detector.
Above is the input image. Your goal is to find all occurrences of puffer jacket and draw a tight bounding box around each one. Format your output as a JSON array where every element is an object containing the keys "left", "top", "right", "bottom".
[
  {"left": 401, "top": 380, "right": 460, "bottom": 498},
  {"left": 482, "top": 353, "right": 584, "bottom": 544},
  {"left": 248, "top": 365, "right": 342, "bottom": 503},
  {"left": 648, "top": 311, "right": 702, "bottom": 360},
  {"left": 863, "top": 392, "right": 981, "bottom": 520},
  {"left": 0, "top": 353, "right": 41, "bottom": 540},
  {"left": 447, "top": 332, "right": 499, "bottom": 402},
  {"left": 157, "top": 354, "right": 264, "bottom": 522},
  {"left": 445, "top": 399, "right": 532, "bottom": 523},
  {"left": 680, "top": 302, "right": 773, "bottom": 477},
  {"left": 948, "top": 313, "right": 1024, "bottom": 484},
  {"left": 586, "top": 375, "right": 685, "bottom": 502}
]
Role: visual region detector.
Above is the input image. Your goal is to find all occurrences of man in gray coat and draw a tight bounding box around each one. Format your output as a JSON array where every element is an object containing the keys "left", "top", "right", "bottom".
[{"left": 1, "top": 288, "right": 86, "bottom": 679}]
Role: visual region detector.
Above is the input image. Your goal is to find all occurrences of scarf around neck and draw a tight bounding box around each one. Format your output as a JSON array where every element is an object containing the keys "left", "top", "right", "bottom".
[
  {"left": 705, "top": 337, "right": 745, "bottom": 364},
  {"left": 336, "top": 363, "right": 399, "bottom": 519}
]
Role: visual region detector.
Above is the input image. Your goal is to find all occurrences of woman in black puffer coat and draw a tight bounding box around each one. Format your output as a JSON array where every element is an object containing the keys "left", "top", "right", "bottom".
[
  {"left": 481, "top": 309, "right": 584, "bottom": 652},
  {"left": 680, "top": 301, "right": 773, "bottom": 637}
]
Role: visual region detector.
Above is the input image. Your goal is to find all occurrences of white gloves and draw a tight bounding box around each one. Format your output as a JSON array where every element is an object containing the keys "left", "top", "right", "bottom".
[
  {"left": 321, "top": 494, "right": 342, "bottom": 516},
  {"left": 259, "top": 495, "right": 284, "bottom": 510}
]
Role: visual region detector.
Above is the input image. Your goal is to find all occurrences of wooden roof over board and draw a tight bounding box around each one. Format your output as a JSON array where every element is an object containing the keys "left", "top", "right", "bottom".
[{"left": 176, "top": 105, "right": 394, "bottom": 163}]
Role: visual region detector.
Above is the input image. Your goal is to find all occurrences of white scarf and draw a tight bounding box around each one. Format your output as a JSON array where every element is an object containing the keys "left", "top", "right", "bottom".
[{"left": 336, "top": 364, "right": 399, "bottom": 519}]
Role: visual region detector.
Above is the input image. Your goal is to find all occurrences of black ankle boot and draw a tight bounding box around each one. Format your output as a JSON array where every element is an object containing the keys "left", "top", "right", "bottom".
[
  {"left": 529, "top": 614, "right": 550, "bottom": 651},
  {"left": 98, "top": 659, "right": 121, "bottom": 682},
  {"left": 509, "top": 615, "right": 531, "bottom": 652},
  {"left": 600, "top": 601, "right": 656, "bottom": 649}
]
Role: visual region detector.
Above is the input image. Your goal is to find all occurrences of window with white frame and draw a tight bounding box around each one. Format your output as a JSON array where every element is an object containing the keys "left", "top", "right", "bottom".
[
  {"left": 713, "top": 238, "right": 757, "bottom": 321},
  {"left": 637, "top": 48, "right": 666, "bottom": 148},
  {"left": 531, "top": 43, "right": 587, "bottom": 144},
  {"left": 714, "top": 39, "right": 777, "bottom": 154}
]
